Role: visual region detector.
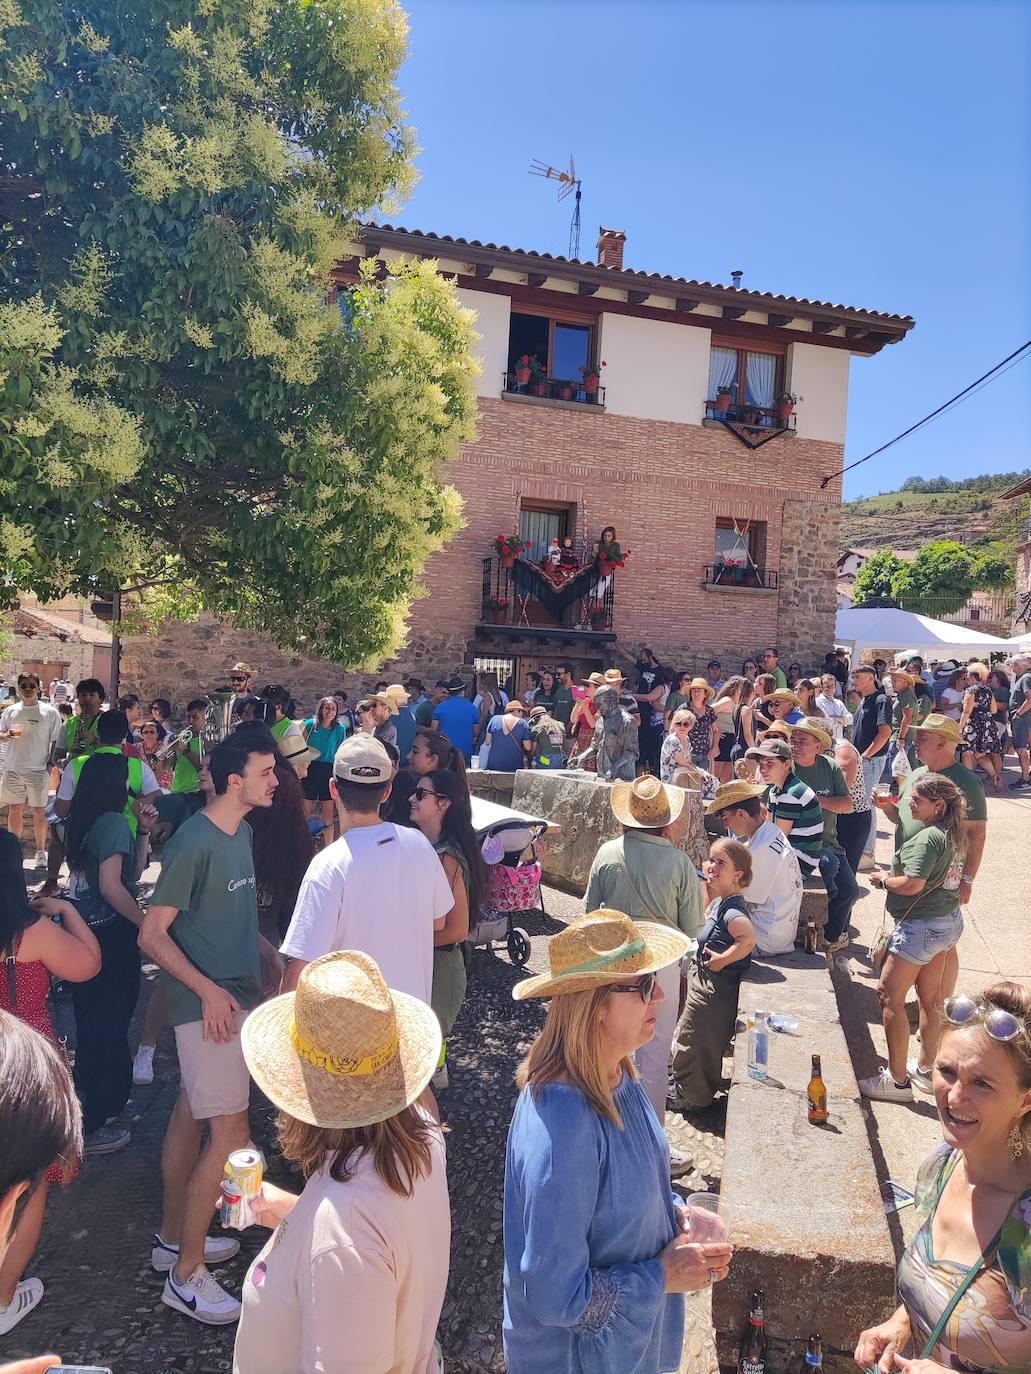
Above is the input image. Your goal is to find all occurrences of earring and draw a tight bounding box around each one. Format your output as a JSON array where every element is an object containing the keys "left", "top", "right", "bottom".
[{"left": 1009, "top": 1122, "right": 1025, "bottom": 1161}]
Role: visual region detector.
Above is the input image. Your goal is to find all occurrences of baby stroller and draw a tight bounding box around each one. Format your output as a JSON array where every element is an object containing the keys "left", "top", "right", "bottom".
[{"left": 469, "top": 796, "right": 551, "bottom": 968}]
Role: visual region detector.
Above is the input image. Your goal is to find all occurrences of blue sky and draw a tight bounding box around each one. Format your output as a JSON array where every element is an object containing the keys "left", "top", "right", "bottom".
[{"left": 394, "top": 0, "right": 1030, "bottom": 498}]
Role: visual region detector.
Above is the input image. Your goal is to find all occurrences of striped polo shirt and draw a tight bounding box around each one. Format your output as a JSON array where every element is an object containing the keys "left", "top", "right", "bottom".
[{"left": 768, "top": 774, "right": 824, "bottom": 871}]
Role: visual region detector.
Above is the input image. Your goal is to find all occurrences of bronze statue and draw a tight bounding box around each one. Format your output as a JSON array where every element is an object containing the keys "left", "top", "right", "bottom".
[{"left": 570, "top": 685, "right": 639, "bottom": 781}]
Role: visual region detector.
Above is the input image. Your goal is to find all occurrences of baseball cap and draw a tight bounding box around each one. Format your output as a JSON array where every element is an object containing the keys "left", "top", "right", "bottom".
[
  {"left": 745, "top": 738, "right": 792, "bottom": 762},
  {"left": 333, "top": 735, "right": 393, "bottom": 784}
]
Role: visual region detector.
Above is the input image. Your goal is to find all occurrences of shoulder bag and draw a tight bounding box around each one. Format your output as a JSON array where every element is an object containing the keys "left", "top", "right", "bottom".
[{"left": 871, "top": 875, "right": 949, "bottom": 973}]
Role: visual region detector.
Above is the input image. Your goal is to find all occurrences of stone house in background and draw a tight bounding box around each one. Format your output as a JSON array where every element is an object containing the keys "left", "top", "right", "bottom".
[
  {"left": 123, "top": 225, "right": 914, "bottom": 708},
  {"left": 1002, "top": 475, "right": 1031, "bottom": 631}
]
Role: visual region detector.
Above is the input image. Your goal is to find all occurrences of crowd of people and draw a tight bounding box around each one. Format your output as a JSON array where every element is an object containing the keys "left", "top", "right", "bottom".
[{"left": 0, "top": 643, "right": 1028, "bottom": 1373}]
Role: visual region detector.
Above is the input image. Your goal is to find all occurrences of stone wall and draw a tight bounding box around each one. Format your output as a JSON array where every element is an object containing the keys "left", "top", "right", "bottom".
[
  {"left": 776, "top": 497, "right": 841, "bottom": 662},
  {"left": 1, "top": 628, "right": 100, "bottom": 691}
]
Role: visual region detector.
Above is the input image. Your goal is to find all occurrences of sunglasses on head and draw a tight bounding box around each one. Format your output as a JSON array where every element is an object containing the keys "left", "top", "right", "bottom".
[
  {"left": 607, "top": 972, "right": 657, "bottom": 1004},
  {"left": 412, "top": 786, "right": 439, "bottom": 802},
  {"left": 944, "top": 995, "right": 1025, "bottom": 1043}
]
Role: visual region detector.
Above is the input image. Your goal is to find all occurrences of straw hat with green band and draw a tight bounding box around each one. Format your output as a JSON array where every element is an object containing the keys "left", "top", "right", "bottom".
[
  {"left": 241, "top": 950, "right": 441, "bottom": 1129},
  {"left": 512, "top": 909, "right": 690, "bottom": 1001}
]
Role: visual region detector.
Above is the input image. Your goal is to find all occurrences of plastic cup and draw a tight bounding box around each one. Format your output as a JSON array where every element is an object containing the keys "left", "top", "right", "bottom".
[{"left": 684, "top": 1192, "right": 734, "bottom": 1242}]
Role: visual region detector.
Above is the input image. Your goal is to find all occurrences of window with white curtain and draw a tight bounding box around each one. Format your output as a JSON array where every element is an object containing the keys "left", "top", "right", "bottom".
[
  {"left": 707, "top": 346, "right": 738, "bottom": 399},
  {"left": 707, "top": 344, "right": 782, "bottom": 413}
]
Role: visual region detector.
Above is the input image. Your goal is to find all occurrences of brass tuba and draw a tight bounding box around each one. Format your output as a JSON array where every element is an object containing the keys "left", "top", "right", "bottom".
[{"left": 201, "top": 691, "right": 237, "bottom": 755}]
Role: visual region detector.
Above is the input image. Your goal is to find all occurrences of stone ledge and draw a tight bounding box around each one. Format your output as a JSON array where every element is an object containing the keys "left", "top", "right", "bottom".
[
  {"left": 500, "top": 391, "right": 606, "bottom": 415},
  {"left": 712, "top": 950, "right": 896, "bottom": 1367},
  {"left": 699, "top": 583, "right": 779, "bottom": 596}
]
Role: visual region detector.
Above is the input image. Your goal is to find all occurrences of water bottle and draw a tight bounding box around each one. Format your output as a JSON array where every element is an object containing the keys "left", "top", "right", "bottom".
[
  {"left": 747, "top": 1009, "right": 769, "bottom": 1081},
  {"left": 767, "top": 1013, "right": 801, "bottom": 1035}
]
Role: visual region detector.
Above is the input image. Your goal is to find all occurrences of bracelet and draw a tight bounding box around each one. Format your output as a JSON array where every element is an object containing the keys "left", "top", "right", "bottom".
[{"left": 961, "top": 873, "right": 975, "bottom": 884}]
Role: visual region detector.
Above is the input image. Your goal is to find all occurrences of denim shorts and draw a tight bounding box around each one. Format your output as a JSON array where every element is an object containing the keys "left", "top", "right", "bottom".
[
  {"left": 887, "top": 910, "right": 964, "bottom": 966},
  {"left": 1013, "top": 712, "right": 1031, "bottom": 751}
]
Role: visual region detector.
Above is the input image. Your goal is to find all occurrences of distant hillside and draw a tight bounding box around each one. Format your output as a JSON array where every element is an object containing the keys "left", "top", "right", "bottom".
[{"left": 840, "top": 473, "right": 1028, "bottom": 556}]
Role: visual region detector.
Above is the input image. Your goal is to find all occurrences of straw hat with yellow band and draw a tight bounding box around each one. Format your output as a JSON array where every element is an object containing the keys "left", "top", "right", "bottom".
[
  {"left": 241, "top": 951, "right": 440, "bottom": 1129},
  {"left": 788, "top": 716, "right": 833, "bottom": 754},
  {"left": 513, "top": 909, "right": 690, "bottom": 1001}
]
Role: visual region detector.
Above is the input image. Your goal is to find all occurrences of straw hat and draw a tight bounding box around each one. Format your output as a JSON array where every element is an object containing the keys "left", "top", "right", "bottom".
[
  {"left": 911, "top": 712, "right": 963, "bottom": 745},
  {"left": 601, "top": 669, "right": 626, "bottom": 687},
  {"left": 789, "top": 716, "right": 833, "bottom": 753},
  {"left": 370, "top": 690, "right": 399, "bottom": 715},
  {"left": 383, "top": 683, "right": 411, "bottom": 710},
  {"left": 760, "top": 720, "right": 792, "bottom": 741},
  {"left": 887, "top": 667, "right": 915, "bottom": 689},
  {"left": 610, "top": 774, "right": 685, "bottom": 829},
  {"left": 513, "top": 909, "right": 690, "bottom": 1001},
  {"left": 583, "top": 671, "right": 607, "bottom": 687},
  {"left": 528, "top": 704, "right": 548, "bottom": 720},
  {"left": 706, "top": 780, "right": 766, "bottom": 814},
  {"left": 686, "top": 676, "right": 715, "bottom": 702},
  {"left": 229, "top": 661, "right": 255, "bottom": 677},
  {"left": 277, "top": 732, "right": 322, "bottom": 772},
  {"left": 241, "top": 951, "right": 441, "bottom": 1129},
  {"left": 763, "top": 688, "right": 801, "bottom": 707}
]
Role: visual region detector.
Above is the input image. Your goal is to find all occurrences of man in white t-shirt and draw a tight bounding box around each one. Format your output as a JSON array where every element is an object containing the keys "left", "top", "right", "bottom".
[
  {"left": 707, "top": 780, "right": 802, "bottom": 956},
  {"left": 280, "top": 735, "right": 453, "bottom": 1001},
  {"left": 0, "top": 672, "right": 64, "bottom": 864}
]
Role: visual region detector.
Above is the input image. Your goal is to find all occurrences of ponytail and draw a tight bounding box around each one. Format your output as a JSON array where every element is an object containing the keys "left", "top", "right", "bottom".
[{"left": 910, "top": 772, "right": 968, "bottom": 857}]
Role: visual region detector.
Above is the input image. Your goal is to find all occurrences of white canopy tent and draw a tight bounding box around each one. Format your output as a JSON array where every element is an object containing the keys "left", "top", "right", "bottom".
[
  {"left": 1002, "top": 630, "right": 1031, "bottom": 650},
  {"left": 835, "top": 607, "right": 1016, "bottom": 659}
]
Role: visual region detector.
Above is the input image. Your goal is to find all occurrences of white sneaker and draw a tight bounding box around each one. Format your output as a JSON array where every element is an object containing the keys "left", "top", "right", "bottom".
[
  {"left": 33, "top": 849, "right": 46, "bottom": 868},
  {"left": 84, "top": 1123, "right": 131, "bottom": 1154},
  {"left": 151, "top": 1232, "right": 241, "bottom": 1273},
  {"left": 669, "top": 1147, "right": 695, "bottom": 1180},
  {"left": 906, "top": 1059, "right": 934, "bottom": 1094},
  {"left": 858, "top": 854, "right": 876, "bottom": 873},
  {"left": 859, "top": 1068, "right": 913, "bottom": 1103},
  {"left": 161, "top": 1264, "right": 241, "bottom": 1325},
  {"left": 0, "top": 1278, "right": 44, "bottom": 1335},
  {"left": 132, "top": 1044, "right": 156, "bottom": 1085},
  {"left": 432, "top": 1064, "right": 449, "bottom": 1091}
]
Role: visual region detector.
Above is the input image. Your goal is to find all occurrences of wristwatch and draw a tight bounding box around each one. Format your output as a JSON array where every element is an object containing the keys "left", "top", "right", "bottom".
[{"left": 961, "top": 873, "right": 976, "bottom": 885}]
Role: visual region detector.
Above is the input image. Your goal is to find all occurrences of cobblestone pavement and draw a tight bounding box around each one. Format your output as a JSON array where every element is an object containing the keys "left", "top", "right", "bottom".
[{"left": 3, "top": 882, "right": 723, "bottom": 1373}]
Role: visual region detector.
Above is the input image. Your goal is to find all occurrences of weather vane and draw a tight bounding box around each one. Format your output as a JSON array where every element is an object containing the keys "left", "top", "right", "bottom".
[{"left": 529, "top": 155, "right": 582, "bottom": 260}]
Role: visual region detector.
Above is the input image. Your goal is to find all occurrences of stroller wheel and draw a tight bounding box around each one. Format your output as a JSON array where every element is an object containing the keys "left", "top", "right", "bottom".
[{"left": 507, "top": 927, "right": 531, "bottom": 968}]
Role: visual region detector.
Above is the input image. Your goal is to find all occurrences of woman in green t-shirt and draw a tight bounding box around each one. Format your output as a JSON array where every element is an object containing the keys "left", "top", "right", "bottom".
[
  {"left": 64, "top": 752, "right": 150, "bottom": 1154},
  {"left": 862, "top": 773, "right": 968, "bottom": 1106}
]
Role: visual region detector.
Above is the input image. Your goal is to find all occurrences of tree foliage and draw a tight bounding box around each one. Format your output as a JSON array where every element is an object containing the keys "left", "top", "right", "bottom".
[
  {"left": 891, "top": 541, "right": 978, "bottom": 615},
  {"left": 852, "top": 548, "right": 906, "bottom": 607},
  {"left": 0, "top": 0, "right": 480, "bottom": 665},
  {"left": 899, "top": 471, "right": 1030, "bottom": 495}
]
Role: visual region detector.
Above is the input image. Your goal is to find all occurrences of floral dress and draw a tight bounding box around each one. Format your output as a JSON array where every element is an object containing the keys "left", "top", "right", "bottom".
[
  {"left": 687, "top": 709, "right": 716, "bottom": 765},
  {"left": 896, "top": 1142, "right": 1031, "bottom": 1371},
  {"left": 963, "top": 684, "right": 997, "bottom": 756}
]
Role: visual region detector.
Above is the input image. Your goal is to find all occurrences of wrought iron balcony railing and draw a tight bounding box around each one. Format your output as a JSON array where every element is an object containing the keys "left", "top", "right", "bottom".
[
  {"left": 481, "top": 556, "right": 615, "bottom": 632},
  {"left": 705, "top": 400, "right": 796, "bottom": 430},
  {"left": 703, "top": 564, "right": 780, "bottom": 590},
  {"left": 503, "top": 371, "right": 606, "bottom": 406}
]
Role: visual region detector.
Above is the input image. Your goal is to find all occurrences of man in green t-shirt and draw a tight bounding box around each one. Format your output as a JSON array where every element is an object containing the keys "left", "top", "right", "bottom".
[
  {"left": 414, "top": 681, "right": 448, "bottom": 729},
  {"left": 140, "top": 732, "right": 281, "bottom": 1326},
  {"left": 552, "top": 663, "right": 576, "bottom": 732},
  {"left": 761, "top": 648, "right": 788, "bottom": 691},
  {"left": 788, "top": 718, "right": 859, "bottom": 952}
]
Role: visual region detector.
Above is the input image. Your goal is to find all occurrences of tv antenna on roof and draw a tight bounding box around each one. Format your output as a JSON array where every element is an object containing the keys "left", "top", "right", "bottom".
[{"left": 529, "top": 155, "right": 582, "bottom": 260}]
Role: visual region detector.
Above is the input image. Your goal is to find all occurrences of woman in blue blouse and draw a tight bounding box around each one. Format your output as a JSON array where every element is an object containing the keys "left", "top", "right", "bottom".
[{"left": 504, "top": 909, "right": 734, "bottom": 1374}]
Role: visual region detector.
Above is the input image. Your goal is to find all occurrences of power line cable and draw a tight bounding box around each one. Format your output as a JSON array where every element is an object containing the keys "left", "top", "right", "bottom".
[{"left": 820, "top": 339, "right": 1031, "bottom": 489}]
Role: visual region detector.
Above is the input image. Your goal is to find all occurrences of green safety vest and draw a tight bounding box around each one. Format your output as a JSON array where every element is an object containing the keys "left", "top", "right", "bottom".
[
  {"left": 66, "top": 713, "right": 101, "bottom": 756},
  {"left": 271, "top": 716, "right": 293, "bottom": 740},
  {"left": 72, "top": 746, "right": 145, "bottom": 835},
  {"left": 171, "top": 737, "right": 202, "bottom": 795}
]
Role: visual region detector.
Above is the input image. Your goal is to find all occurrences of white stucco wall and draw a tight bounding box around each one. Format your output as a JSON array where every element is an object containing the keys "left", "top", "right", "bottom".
[
  {"left": 787, "top": 343, "right": 850, "bottom": 444},
  {"left": 598, "top": 313, "right": 712, "bottom": 423},
  {"left": 454, "top": 287, "right": 512, "bottom": 399}
]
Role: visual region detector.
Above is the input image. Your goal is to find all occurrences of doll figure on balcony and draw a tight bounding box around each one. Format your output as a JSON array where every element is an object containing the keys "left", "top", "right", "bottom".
[
  {"left": 559, "top": 536, "right": 579, "bottom": 571},
  {"left": 546, "top": 537, "right": 562, "bottom": 567}
]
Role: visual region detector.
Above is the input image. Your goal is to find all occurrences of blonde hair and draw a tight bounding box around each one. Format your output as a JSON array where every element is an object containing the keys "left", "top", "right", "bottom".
[
  {"left": 966, "top": 661, "right": 989, "bottom": 682},
  {"left": 909, "top": 772, "right": 968, "bottom": 857},
  {"left": 671, "top": 709, "right": 696, "bottom": 729},
  {"left": 516, "top": 986, "right": 637, "bottom": 1128},
  {"left": 276, "top": 1103, "right": 436, "bottom": 1198},
  {"left": 711, "top": 836, "right": 753, "bottom": 887},
  {"left": 941, "top": 980, "right": 1031, "bottom": 1152}
]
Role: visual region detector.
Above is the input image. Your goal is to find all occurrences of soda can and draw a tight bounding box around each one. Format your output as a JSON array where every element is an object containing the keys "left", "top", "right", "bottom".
[{"left": 220, "top": 1148, "right": 263, "bottom": 1230}]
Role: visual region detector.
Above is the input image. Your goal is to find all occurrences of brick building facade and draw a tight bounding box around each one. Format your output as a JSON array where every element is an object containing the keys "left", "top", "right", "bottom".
[{"left": 122, "top": 225, "right": 913, "bottom": 709}]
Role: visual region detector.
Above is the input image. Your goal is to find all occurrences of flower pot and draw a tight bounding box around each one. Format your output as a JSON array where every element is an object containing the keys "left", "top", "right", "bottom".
[
  {"left": 514, "top": 365, "right": 531, "bottom": 386},
  {"left": 492, "top": 608, "right": 507, "bottom": 625},
  {"left": 715, "top": 393, "right": 732, "bottom": 413},
  {"left": 777, "top": 401, "right": 793, "bottom": 422},
  {"left": 500, "top": 553, "right": 515, "bottom": 570},
  {"left": 582, "top": 373, "right": 600, "bottom": 394},
  {"left": 558, "top": 385, "right": 573, "bottom": 401},
  {"left": 531, "top": 382, "right": 548, "bottom": 397},
  {"left": 744, "top": 409, "right": 760, "bottom": 425}
]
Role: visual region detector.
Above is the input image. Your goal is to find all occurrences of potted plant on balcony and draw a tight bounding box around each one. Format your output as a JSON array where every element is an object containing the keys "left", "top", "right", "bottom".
[
  {"left": 528, "top": 355, "right": 548, "bottom": 397},
  {"left": 557, "top": 381, "right": 574, "bottom": 401},
  {"left": 715, "top": 384, "right": 734, "bottom": 413},
  {"left": 514, "top": 354, "right": 532, "bottom": 387},
  {"left": 580, "top": 360, "right": 606, "bottom": 398},
  {"left": 775, "top": 391, "right": 798, "bottom": 423},
  {"left": 494, "top": 534, "right": 527, "bottom": 570},
  {"left": 487, "top": 596, "right": 509, "bottom": 625}
]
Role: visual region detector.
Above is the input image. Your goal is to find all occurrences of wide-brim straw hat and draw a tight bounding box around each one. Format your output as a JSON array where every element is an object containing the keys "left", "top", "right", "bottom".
[
  {"left": 887, "top": 668, "right": 915, "bottom": 688},
  {"left": 601, "top": 668, "right": 626, "bottom": 686},
  {"left": 277, "top": 733, "right": 322, "bottom": 770},
  {"left": 583, "top": 671, "right": 607, "bottom": 687},
  {"left": 911, "top": 712, "right": 963, "bottom": 745},
  {"left": 759, "top": 720, "right": 792, "bottom": 741},
  {"left": 763, "top": 688, "right": 801, "bottom": 708},
  {"left": 610, "top": 774, "right": 685, "bottom": 829},
  {"left": 230, "top": 661, "right": 255, "bottom": 677},
  {"left": 706, "top": 780, "right": 766, "bottom": 813},
  {"left": 513, "top": 909, "right": 690, "bottom": 1001},
  {"left": 241, "top": 951, "right": 441, "bottom": 1130},
  {"left": 686, "top": 676, "right": 715, "bottom": 702},
  {"left": 383, "top": 683, "right": 411, "bottom": 709},
  {"left": 789, "top": 716, "right": 833, "bottom": 753},
  {"left": 370, "top": 690, "right": 399, "bottom": 716}
]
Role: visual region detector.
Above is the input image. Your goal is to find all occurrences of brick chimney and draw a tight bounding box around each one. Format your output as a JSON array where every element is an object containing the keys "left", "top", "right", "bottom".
[{"left": 597, "top": 227, "right": 626, "bottom": 271}]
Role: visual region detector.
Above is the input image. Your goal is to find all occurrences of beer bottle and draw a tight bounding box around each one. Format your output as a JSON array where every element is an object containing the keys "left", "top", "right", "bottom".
[
  {"left": 805, "top": 1333, "right": 823, "bottom": 1368},
  {"left": 737, "top": 1289, "right": 767, "bottom": 1374},
  {"left": 807, "top": 1054, "right": 829, "bottom": 1124}
]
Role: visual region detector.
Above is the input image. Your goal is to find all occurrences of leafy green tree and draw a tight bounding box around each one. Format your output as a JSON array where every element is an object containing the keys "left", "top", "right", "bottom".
[
  {"left": 891, "top": 540, "right": 978, "bottom": 615},
  {"left": 0, "top": 0, "right": 479, "bottom": 666},
  {"left": 972, "top": 552, "right": 1014, "bottom": 590},
  {"left": 852, "top": 548, "right": 906, "bottom": 607}
]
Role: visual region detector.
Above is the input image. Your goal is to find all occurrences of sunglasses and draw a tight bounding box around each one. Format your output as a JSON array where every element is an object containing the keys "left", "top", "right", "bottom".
[
  {"left": 944, "top": 995, "right": 1025, "bottom": 1043},
  {"left": 607, "top": 972, "right": 658, "bottom": 1004},
  {"left": 358, "top": 704, "right": 376, "bottom": 713},
  {"left": 230, "top": 675, "right": 248, "bottom": 682},
  {"left": 412, "top": 786, "right": 439, "bottom": 803}
]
